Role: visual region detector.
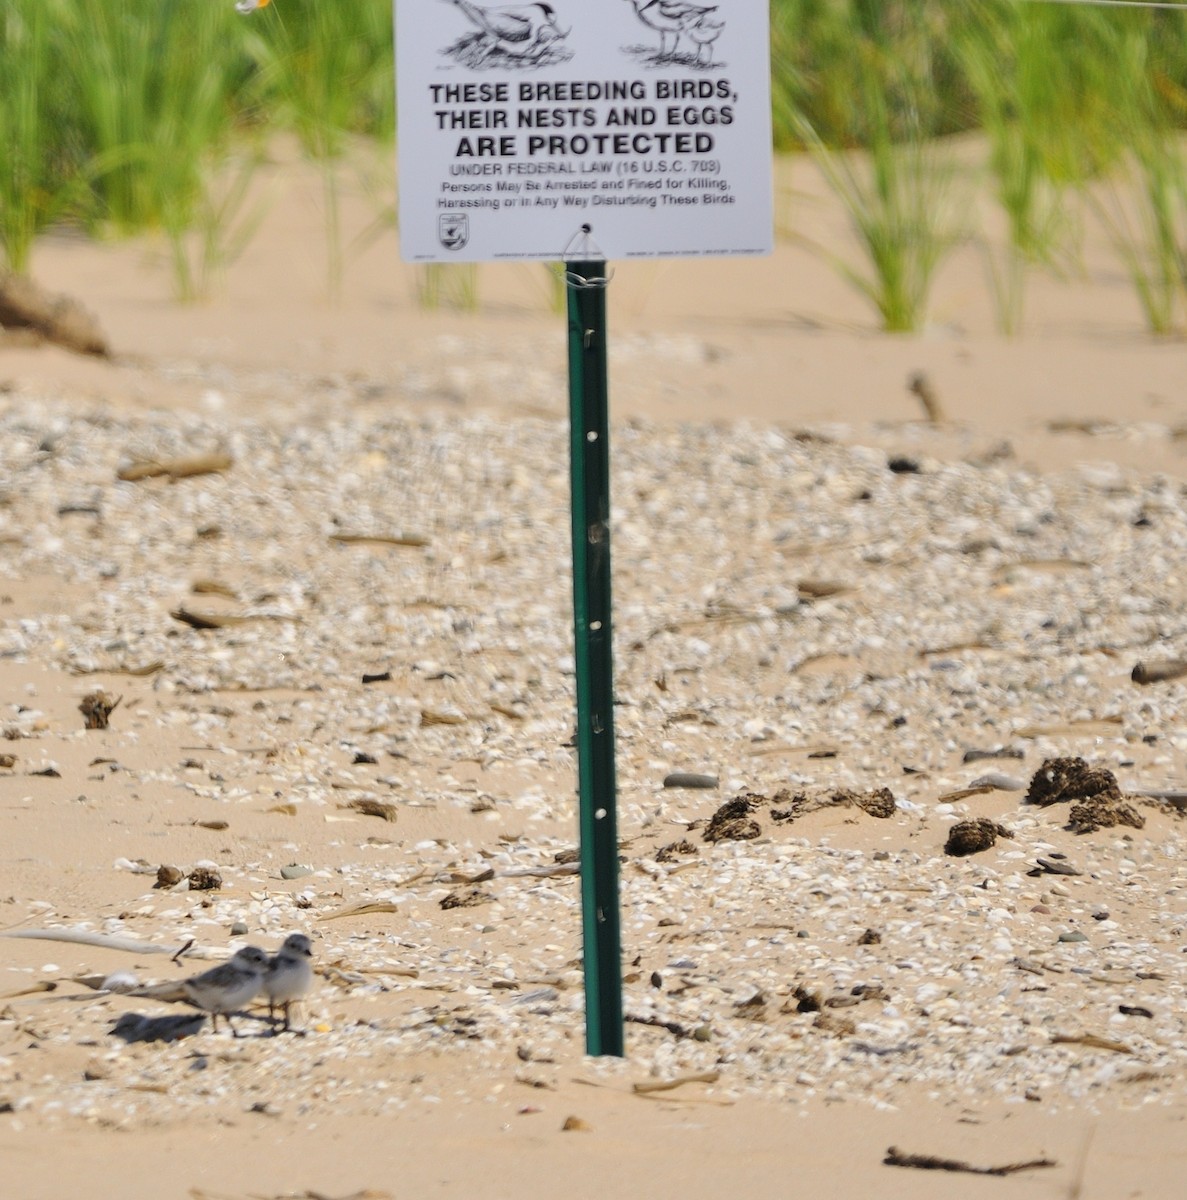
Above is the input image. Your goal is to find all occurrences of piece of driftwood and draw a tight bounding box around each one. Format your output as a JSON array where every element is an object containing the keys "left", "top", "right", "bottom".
[
  {"left": 69, "top": 660, "right": 164, "bottom": 677},
  {"left": 420, "top": 708, "right": 467, "bottom": 726},
  {"left": 330, "top": 532, "right": 429, "bottom": 548},
  {"left": 1052, "top": 1032, "right": 1133, "bottom": 1054},
  {"left": 495, "top": 862, "right": 580, "bottom": 879},
  {"left": 625, "top": 1012, "right": 691, "bottom": 1039},
  {"left": 0, "top": 272, "right": 109, "bottom": 357},
  {"left": 1132, "top": 659, "right": 1187, "bottom": 685},
  {"left": 190, "top": 1188, "right": 392, "bottom": 1200},
  {"left": 118, "top": 453, "right": 233, "bottom": 482},
  {"left": 317, "top": 896, "right": 421, "bottom": 923},
  {"left": 191, "top": 579, "right": 239, "bottom": 599},
  {"left": 0, "top": 928, "right": 223, "bottom": 958},
  {"left": 907, "top": 370, "right": 945, "bottom": 423},
  {"left": 885, "top": 1147, "right": 1056, "bottom": 1176},
  {"left": 169, "top": 607, "right": 296, "bottom": 630},
  {"left": 0, "top": 981, "right": 57, "bottom": 1000},
  {"left": 632, "top": 1070, "right": 719, "bottom": 1094},
  {"left": 797, "top": 578, "right": 853, "bottom": 600}
]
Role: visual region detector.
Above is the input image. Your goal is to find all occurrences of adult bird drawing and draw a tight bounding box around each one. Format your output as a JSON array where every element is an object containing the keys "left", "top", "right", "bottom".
[
  {"left": 447, "top": 1, "right": 569, "bottom": 65},
  {"left": 622, "top": 0, "right": 724, "bottom": 65}
]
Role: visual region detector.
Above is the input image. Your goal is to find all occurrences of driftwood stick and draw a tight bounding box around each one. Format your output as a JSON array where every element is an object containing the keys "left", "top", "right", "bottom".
[
  {"left": 632, "top": 1070, "right": 719, "bottom": 1094},
  {"left": 907, "top": 370, "right": 945, "bottom": 423},
  {"left": 118, "top": 453, "right": 233, "bottom": 482},
  {"left": 1131, "top": 659, "right": 1187, "bottom": 685},
  {"left": 885, "top": 1146, "right": 1057, "bottom": 1176},
  {"left": 1051, "top": 1032, "right": 1133, "bottom": 1054},
  {"left": 0, "top": 272, "right": 109, "bottom": 356},
  {"left": 0, "top": 928, "right": 223, "bottom": 958},
  {"left": 625, "top": 1012, "right": 690, "bottom": 1039},
  {"left": 494, "top": 862, "right": 580, "bottom": 879}
]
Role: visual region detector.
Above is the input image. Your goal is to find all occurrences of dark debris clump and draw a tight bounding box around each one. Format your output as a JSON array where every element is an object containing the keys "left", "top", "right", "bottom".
[
  {"left": 944, "top": 817, "right": 1013, "bottom": 856},
  {"left": 702, "top": 794, "right": 765, "bottom": 843},
  {"left": 1024, "top": 756, "right": 1145, "bottom": 833}
]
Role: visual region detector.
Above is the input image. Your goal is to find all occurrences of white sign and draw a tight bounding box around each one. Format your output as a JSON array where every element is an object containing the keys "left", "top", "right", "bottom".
[{"left": 395, "top": 1, "right": 772, "bottom": 262}]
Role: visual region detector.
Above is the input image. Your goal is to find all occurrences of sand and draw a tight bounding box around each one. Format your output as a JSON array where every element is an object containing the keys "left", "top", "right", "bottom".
[{"left": 2, "top": 144, "right": 1187, "bottom": 1199}]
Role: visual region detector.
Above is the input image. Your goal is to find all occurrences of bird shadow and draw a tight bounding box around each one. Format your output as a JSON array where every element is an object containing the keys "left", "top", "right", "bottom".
[
  {"left": 108, "top": 1010, "right": 277, "bottom": 1043},
  {"left": 108, "top": 1011, "right": 209, "bottom": 1043}
]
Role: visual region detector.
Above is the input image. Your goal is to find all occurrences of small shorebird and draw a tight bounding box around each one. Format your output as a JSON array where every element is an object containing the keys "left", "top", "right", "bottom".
[
  {"left": 264, "top": 933, "right": 315, "bottom": 1033},
  {"left": 622, "top": 0, "right": 724, "bottom": 65},
  {"left": 180, "top": 945, "right": 270, "bottom": 1037}
]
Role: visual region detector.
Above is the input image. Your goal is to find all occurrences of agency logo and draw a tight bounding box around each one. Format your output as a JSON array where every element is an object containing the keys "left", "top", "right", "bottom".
[{"left": 438, "top": 213, "right": 470, "bottom": 251}]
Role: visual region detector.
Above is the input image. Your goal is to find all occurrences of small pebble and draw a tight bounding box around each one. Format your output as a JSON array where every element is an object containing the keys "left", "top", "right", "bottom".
[
  {"left": 662, "top": 772, "right": 719, "bottom": 789},
  {"left": 969, "top": 772, "right": 1026, "bottom": 791}
]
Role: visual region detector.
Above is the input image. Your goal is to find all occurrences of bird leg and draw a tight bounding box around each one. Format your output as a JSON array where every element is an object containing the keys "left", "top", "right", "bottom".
[{"left": 267, "top": 999, "right": 294, "bottom": 1034}]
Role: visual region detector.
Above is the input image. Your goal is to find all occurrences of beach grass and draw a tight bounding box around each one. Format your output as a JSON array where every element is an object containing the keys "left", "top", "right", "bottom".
[
  {"left": 1, "top": 1, "right": 1187, "bottom": 326},
  {"left": 787, "top": 9, "right": 963, "bottom": 332}
]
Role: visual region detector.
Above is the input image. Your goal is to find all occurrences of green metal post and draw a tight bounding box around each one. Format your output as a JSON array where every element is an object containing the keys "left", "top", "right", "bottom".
[{"left": 565, "top": 258, "right": 624, "bottom": 1057}]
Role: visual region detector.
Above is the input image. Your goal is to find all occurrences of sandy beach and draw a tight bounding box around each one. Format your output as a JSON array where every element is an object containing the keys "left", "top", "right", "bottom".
[{"left": 3, "top": 146, "right": 1187, "bottom": 1198}]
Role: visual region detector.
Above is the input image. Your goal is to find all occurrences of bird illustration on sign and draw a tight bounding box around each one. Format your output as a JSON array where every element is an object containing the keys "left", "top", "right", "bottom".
[
  {"left": 621, "top": 0, "right": 725, "bottom": 68},
  {"left": 442, "top": 2, "right": 573, "bottom": 70}
]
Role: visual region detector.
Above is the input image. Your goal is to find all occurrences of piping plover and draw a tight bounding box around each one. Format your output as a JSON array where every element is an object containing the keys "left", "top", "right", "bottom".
[
  {"left": 264, "top": 933, "right": 314, "bottom": 1033},
  {"left": 181, "top": 945, "right": 269, "bottom": 1036}
]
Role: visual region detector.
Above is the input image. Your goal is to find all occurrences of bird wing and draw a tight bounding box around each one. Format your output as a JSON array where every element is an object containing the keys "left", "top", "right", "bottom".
[
  {"left": 653, "top": 0, "right": 717, "bottom": 22},
  {"left": 488, "top": 13, "right": 536, "bottom": 43},
  {"left": 126, "top": 980, "right": 189, "bottom": 1002},
  {"left": 451, "top": 1, "right": 537, "bottom": 42}
]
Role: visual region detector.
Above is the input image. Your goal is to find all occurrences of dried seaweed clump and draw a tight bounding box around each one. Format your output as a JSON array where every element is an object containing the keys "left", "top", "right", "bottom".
[
  {"left": 702, "top": 794, "right": 765, "bottom": 843},
  {"left": 1024, "top": 756, "right": 1144, "bottom": 833},
  {"left": 1068, "top": 796, "right": 1145, "bottom": 834},
  {"left": 851, "top": 787, "right": 897, "bottom": 819},
  {"left": 770, "top": 787, "right": 897, "bottom": 822},
  {"left": 79, "top": 690, "right": 121, "bottom": 730},
  {"left": 702, "top": 786, "right": 900, "bottom": 844},
  {"left": 1025, "top": 757, "right": 1121, "bottom": 807},
  {"left": 440, "top": 887, "right": 495, "bottom": 910},
  {"left": 656, "top": 839, "right": 698, "bottom": 862},
  {"left": 944, "top": 817, "right": 1013, "bottom": 857},
  {"left": 187, "top": 866, "right": 222, "bottom": 890}
]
